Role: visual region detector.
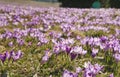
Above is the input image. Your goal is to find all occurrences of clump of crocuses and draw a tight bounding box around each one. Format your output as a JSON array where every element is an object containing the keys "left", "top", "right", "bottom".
[
  {"left": 83, "top": 62, "right": 103, "bottom": 77},
  {"left": 0, "top": 50, "right": 23, "bottom": 63},
  {"left": 69, "top": 46, "right": 87, "bottom": 59},
  {"left": 62, "top": 62, "right": 103, "bottom": 77}
]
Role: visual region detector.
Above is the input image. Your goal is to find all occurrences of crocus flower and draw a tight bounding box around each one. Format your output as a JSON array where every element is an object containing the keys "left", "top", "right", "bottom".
[
  {"left": 17, "top": 39, "right": 24, "bottom": 46},
  {"left": 5, "top": 51, "right": 11, "bottom": 60},
  {"left": 0, "top": 54, "right": 6, "bottom": 63},
  {"left": 49, "top": 31, "right": 62, "bottom": 39},
  {"left": 41, "top": 50, "right": 52, "bottom": 63},
  {"left": 39, "top": 38, "right": 48, "bottom": 44},
  {"left": 69, "top": 46, "right": 87, "bottom": 60},
  {"left": 8, "top": 41, "right": 13, "bottom": 47},
  {"left": 100, "top": 36, "right": 108, "bottom": 43},
  {"left": 113, "top": 53, "right": 120, "bottom": 62},
  {"left": 42, "top": 55, "right": 49, "bottom": 62},
  {"left": 70, "top": 46, "right": 87, "bottom": 55},
  {"left": 63, "top": 70, "right": 78, "bottom": 77},
  {"left": 70, "top": 53, "right": 77, "bottom": 60},
  {"left": 109, "top": 73, "right": 114, "bottom": 77},
  {"left": 92, "top": 48, "right": 99, "bottom": 57},
  {"left": 0, "top": 51, "right": 11, "bottom": 63},
  {"left": 53, "top": 45, "right": 61, "bottom": 54},
  {"left": 76, "top": 67, "right": 82, "bottom": 73},
  {"left": 11, "top": 50, "right": 23, "bottom": 61},
  {"left": 66, "top": 46, "right": 71, "bottom": 54},
  {"left": 61, "top": 38, "right": 75, "bottom": 45}
]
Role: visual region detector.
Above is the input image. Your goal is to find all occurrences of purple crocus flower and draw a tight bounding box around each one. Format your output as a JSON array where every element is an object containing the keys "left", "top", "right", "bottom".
[
  {"left": 66, "top": 46, "right": 71, "bottom": 54},
  {"left": 10, "top": 50, "right": 14, "bottom": 56},
  {"left": 76, "top": 67, "right": 82, "bottom": 73},
  {"left": 5, "top": 51, "right": 11, "bottom": 60},
  {"left": 92, "top": 48, "right": 99, "bottom": 57},
  {"left": 53, "top": 44, "right": 61, "bottom": 54},
  {"left": 11, "top": 50, "right": 23, "bottom": 61},
  {"left": 39, "top": 38, "right": 48, "bottom": 44},
  {"left": 100, "top": 36, "right": 107, "bottom": 43},
  {"left": 17, "top": 39, "right": 24, "bottom": 46},
  {"left": 0, "top": 54, "right": 6, "bottom": 63},
  {"left": 69, "top": 46, "right": 87, "bottom": 60},
  {"left": 70, "top": 46, "right": 87, "bottom": 55},
  {"left": 41, "top": 50, "right": 52, "bottom": 63},
  {"left": 109, "top": 73, "right": 114, "bottom": 77},
  {"left": 63, "top": 70, "right": 78, "bottom": 77},
  {"left": 0, "top": 51, "right": 11, "bottom": 63},
  {"left": 49, "top": 31, "right": 62, "bottom": 39},
  {"left": 42, "top": 55, "right": 49, "bottom": 63},
  {"left": 113, "top": 53, "right": 120, "bottom": 62},
  {"left": 8, "top": 41, "right": 13, "bottom": 47},
  {"left": 70, "top": 53, "right": 77, "bottom": 60}
]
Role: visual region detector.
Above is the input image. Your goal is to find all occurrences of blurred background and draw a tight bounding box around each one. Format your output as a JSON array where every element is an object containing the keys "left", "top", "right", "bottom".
[
  {"left": 0, "top": 0, "right": 60, "bottom": 7},
  {"left": 58, "top": 0, "right": 120, "bottom": 8},
  {"left": 0, "top": 0, "right": 120, "bottom": 8}
]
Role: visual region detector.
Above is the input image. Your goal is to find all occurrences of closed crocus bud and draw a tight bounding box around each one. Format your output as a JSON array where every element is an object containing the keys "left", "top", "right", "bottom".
[
  {"left": 0, "top": 54, "right": 6, "bottom": 63},
  {"left": 53, "top": 44, "right": 61, "bottom": 54},
  {"left": 5, "top": 51, "right": 11, "bottom": 60},
  {"left": 66, "top": 46, "right": 71, "bottom": 54},
  {"left": 92, "top": 48, "right": 99, "bottom": 57},
  {"left": 70, "top": 53, "right": 77, "bottom": 60}
]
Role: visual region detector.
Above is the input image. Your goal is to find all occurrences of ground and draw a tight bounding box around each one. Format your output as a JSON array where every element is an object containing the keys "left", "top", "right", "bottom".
[{"left": 0, "top": 0, "right": 60, "bottom": 7}]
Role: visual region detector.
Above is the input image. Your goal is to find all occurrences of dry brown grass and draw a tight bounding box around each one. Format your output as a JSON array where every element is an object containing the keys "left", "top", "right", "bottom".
[{"left": 0, "top": 0, "right": 60, "bottom": 7}]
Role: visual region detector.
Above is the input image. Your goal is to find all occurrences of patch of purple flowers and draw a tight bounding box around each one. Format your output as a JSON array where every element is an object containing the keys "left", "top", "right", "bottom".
[
  {"left": 0, "top": 50, "right": 23, "bottom": 63},
  {"left": 83, "top": 62, "right": 103, "bottom": 77}
]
